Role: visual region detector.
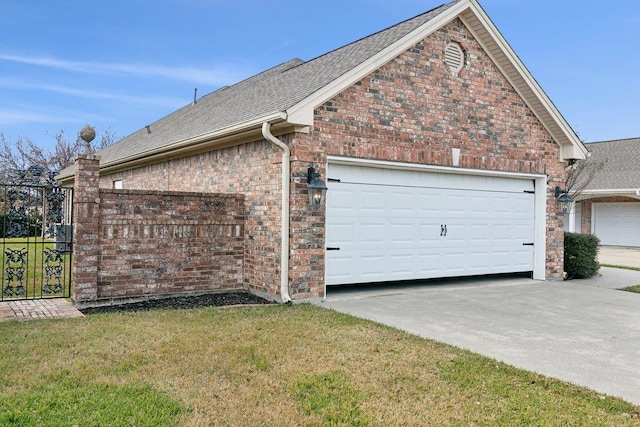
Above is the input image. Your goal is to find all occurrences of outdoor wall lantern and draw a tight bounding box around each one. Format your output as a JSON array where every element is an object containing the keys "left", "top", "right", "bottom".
[
  {"left": 555, "top": 186, "right": 573, "bottom": 214},
  {"left": 307, "top": 166, "right": 328, "bottom": 206}
]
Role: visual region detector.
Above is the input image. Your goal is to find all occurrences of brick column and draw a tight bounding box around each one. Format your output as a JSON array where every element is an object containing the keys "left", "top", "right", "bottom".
[{"left": 72, "top": 154, "right": 101, "bottom": 305}]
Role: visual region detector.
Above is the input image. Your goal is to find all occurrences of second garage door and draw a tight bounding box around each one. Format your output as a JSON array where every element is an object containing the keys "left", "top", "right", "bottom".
[
  {"left": 593, "top": 203, "right": 640, "bottom": 247},
  {"left": 326, "top": 163, "right": 536, "bottom": 286}
]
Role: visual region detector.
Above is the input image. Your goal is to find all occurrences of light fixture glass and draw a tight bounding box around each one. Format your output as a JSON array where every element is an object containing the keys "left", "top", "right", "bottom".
[
  {"left": 555, "top": 186, "right": 573, "bottom": 214},
  {"left": 307, "top": 166, "right": 328, "bottom": 206}
]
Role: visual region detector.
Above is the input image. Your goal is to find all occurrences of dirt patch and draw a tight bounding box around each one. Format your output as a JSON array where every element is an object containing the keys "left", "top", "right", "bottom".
[{"left": 80, "top": 292, "right": 276, "bottom": 315}]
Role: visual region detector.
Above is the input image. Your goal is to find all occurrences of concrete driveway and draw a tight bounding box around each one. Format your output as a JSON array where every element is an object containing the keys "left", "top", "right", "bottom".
[
  {"left": 318, "top": 269, "right": 640, "bottom": 405},
  {"left": 599, "top": 245, "right": 640, "bottom": 269}
]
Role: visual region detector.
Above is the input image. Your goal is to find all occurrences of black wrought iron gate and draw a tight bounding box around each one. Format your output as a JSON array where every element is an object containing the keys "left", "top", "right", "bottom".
[{"left": 1, "top": 166, "right": 73, "bottom": 300}]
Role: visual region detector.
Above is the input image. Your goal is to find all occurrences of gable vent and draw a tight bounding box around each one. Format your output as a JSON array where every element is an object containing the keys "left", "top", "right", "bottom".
[{"left": 444, "top": 42, "right": 465, "bottom": 75}]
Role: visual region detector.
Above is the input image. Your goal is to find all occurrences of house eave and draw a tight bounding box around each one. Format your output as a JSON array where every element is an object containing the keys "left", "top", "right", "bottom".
[
  {"left": 576, "top": 189, "right": 640, "bottom": 201},
  {"left": 57, "top": 112, "right": 289, "bottom": 183}
]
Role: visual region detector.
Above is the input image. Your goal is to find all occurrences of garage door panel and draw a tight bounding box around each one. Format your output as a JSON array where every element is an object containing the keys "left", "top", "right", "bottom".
[
  {"left": 593, "top": 203, "right": 640, "bottom": 247},
  {"left": 446, "top": 220, "right": 532, "bottom": 244},
  {"left": 326, "top": 164, "right": 535, "bottom": 285},
  {"left": 333, "top": 164, "right": 534, "bottom": 192},
  {"left": 418, "top": 204, "right": 443, "bottom": 218}
]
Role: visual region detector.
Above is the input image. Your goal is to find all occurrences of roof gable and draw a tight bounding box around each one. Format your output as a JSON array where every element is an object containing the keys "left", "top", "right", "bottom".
[
  {"left": 458, "top": 2, "right": 586, "bottom": 160},
  {"left": 58, "top": 0, "right": 586, "bottom": 179},
  {"left": 286, "top": 0, "right": 587, "bottom": 160}
]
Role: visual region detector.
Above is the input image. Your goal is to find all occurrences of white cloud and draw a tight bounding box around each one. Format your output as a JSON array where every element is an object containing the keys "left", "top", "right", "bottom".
[
  {"left": 0, "top": 53, "right": 250, "bottom": 86},
  {"left": 0, "top": 105, "right": 118, "bottom": 139},
  {"left": 0, "top": 108, "right": 68, "bottom": 126},
  {"left": 0, "top": 76, "right": 185, "bottom": 108}
]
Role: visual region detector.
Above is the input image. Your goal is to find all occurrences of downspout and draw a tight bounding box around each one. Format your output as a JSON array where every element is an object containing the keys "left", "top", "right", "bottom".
[{"left": 262, "top": 122, "right": 291, "bottom": 303}]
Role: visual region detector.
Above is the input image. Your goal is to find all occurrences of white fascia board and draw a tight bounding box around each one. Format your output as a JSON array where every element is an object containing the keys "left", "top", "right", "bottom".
[
  {"left": 56, "top": 111, "right": 288, "bottom": 181},
  {"left": 560, "top": 143, "right": 588, "bottom": 162},
  {"left": 576, "top": 189, "right": 640, "bottom": 200},
  {"left": 460, "top": 1, "right": 587, "bottom": 161},
  {"left": 286, "top": 107, "right": 314, "bottom": 127},
  {"left": 284, "top": 0, "right": 471, "bottom": 126},
  {"left": 101, "top": 112, "right": 287, "bottom": 169}
]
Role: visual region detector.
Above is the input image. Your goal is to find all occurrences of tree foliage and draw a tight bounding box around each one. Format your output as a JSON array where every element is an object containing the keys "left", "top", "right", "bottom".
[{"left": 0, "top": 128, "right": 118, "bottom": 181}]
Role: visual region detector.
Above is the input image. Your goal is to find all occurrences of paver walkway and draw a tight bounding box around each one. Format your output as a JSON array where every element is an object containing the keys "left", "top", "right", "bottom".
[{"left": 0, "top": 299, "right": 84, "bottom": 322}]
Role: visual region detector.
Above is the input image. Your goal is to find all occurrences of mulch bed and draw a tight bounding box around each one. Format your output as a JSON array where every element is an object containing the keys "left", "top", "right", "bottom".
[{"left": 79, "top": 292, "right": 276, "bottom": 315}]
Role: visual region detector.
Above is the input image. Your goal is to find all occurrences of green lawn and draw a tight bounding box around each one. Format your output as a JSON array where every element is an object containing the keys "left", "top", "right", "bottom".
[
  {"left": 599, "top": 264, "right": 640, "bottom": 293},
  {"left": 0, "top": 304, "right": 638, "bottom": 426},
  {"left": 600, "top": 263, "right": 640, "bottom": 272},
  {"left": 622, "top": 285, "right": 640, "bottom": 294},
  {"left": 0, "top": 237, "right": 72, "bottom": 299}
]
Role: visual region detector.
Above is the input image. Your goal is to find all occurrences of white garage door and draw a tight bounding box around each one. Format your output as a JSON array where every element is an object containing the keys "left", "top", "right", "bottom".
[
  {"left": 593, "top": 203, "right": 640, "bottom": 247},
  {"left": 326, "top": 163, "right": 535, "bottom": 285}
]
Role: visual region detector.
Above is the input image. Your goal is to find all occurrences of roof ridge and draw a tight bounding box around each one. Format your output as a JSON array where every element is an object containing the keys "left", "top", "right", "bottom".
[
  {"left": 280, "top": 1, "right": 455, "bottom": 75},
  {"left": 587, "top": 137, "right": 640, "bottom": 145}
]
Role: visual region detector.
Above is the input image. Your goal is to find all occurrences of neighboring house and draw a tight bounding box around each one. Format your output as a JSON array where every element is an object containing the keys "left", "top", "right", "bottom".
[
  {"left": 566, "top": 138, "right": 640, "bottom": 247},
  {"left": 59, "top": 0, "right": 587, "bottom": 302}
]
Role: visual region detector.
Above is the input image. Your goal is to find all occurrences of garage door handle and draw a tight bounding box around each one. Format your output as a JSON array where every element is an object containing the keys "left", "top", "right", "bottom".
[
  {"left": 522, "top": 243, "right": 534, "bottom": 246},
  {"left": 326, "top": 247, "right": 341, "bottom": 251}
]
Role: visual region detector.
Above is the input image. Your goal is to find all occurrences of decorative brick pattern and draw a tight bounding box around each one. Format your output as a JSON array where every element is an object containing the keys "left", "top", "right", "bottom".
[
  {"left": 72, "top": 154, "right": 245, "bottom": 306},
  {"left": 95, "top": 190, "right": 244, "bottom": 300}
]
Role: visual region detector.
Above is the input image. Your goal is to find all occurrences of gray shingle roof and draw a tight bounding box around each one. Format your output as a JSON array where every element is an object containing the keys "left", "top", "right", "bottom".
[
  {"left": 59, "top": 1, "right": 460, "bottom": 177},
  {"left": 584, "top": 138, "right": 640, "bottom": 190}
]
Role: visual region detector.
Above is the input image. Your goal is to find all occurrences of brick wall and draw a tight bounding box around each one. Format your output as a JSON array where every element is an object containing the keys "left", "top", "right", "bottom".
[
  {"left": 72, "top": 154, "right": 101, "bottom": 302},
  {"left": 98, "top": 140, "right": 283, "bottom": 300},
  {"left": 73, "top": 155, "right": 245, "bottom": 307},
  {"left": 95, "top": 189, "right": 244, "bottom": 300}
]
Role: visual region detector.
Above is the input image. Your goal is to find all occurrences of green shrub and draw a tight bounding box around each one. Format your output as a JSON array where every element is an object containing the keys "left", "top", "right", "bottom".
[{"left": 564, "top": 232, "right": 600, "bottom": 279}]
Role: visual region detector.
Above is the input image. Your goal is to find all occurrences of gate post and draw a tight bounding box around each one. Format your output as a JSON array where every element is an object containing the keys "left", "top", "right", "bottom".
[{"left": 72, "top": 154, "right": 101, "bottom": 305}]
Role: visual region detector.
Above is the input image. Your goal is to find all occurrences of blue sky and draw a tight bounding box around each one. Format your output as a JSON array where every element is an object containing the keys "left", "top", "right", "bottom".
[{"left": 1, "top": 0, "right": 638, "bottom": 149}]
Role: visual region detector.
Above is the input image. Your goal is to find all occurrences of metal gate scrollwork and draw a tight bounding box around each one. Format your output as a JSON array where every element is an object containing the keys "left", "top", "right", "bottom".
[{"left": 1, "top": 165, "right": 73, "bottom": 300}]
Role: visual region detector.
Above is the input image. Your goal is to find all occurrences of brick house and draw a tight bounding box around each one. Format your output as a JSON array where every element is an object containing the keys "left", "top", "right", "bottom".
[
  {"left": 566, "top": 138, "right": 640, "bottom": 247},
  {"left": 59, "top": 0, "right": 587, "bottom": 303}
]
